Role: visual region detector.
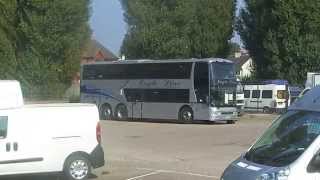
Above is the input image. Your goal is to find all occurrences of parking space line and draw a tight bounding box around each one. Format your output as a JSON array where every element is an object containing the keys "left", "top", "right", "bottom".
[
  {"left": 127, "top": 171, "right": 160, "bottom": 180},
  {"left": 137, "top": 167, "right": 219, "bottom": 179}
]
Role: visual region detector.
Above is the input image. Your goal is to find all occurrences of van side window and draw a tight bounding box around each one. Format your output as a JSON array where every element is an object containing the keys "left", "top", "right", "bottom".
[
  {"left": 252, "top": 90, "right": 261, "bottom": 98},
  {"left": 244, "top": 90, "right": 250, "bottom": 98},
  {"left": 262, "top": 90, "right": 273, "bottom": 99},
  {"left": 0, "top": 116, "right": 8, "bottom": 139}
]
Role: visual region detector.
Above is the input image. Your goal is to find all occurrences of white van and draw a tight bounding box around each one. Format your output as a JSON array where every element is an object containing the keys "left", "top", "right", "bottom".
[
  {"left": 0, "top": 81, "right": 104, "bottom": 180},
  {"left": 221, "top": 86, "right": 320, "bottom": 180},
  {"left": 244, "top": 84, "right": 290, "bottom": 113}
]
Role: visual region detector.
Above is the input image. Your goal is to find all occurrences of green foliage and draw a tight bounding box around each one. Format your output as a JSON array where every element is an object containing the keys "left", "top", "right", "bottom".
[
  {"left": 0, "top": 0, "right": 91, "bottom": 99},
  {"left": 120, "top": 0, "right": 236, "bottom": 60},
  {"left": 238, "top": 0, "right": 320, "bottom": 85}
]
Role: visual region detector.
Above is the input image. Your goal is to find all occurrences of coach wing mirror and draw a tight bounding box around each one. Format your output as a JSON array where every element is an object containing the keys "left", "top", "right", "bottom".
[{"left": 120, "top": 89, "right": 124, "bottom": 95}]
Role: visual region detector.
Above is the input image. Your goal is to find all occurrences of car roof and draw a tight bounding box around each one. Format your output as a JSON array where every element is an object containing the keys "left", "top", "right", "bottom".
[{"left": 289, "top": 86, "right": 320, "bottom": 112}]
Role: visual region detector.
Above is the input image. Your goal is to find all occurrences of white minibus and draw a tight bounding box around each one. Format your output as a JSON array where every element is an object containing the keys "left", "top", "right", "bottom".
[{"left": 243, "top": 84, "right": 290, "bottom": 113}]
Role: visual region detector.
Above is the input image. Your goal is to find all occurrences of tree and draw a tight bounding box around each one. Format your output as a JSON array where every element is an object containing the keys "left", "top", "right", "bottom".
[
  {"left": 0, "top": 0, "right": 91, "bottom": 99},
  {"left": 238, "top": 0, "right": 320, "bottom": 85},
  {"left": 120, "top": 0, "right": 236, "bottom": 60}
]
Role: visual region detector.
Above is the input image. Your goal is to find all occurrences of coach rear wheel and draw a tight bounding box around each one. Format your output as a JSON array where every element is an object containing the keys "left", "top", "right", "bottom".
[
  {"left": 179, "top": 107, "right": 193, "bottom": 124},
  {"left": 100, "top": 104, "right": 113, "bottom": 120},
  {"left": 115, "top": 104, "right": 128, "bottom": 120}
]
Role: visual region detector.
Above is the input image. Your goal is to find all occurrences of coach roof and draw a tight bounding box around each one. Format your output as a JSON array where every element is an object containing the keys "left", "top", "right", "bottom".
[{"left": 289, "top": 86, "right": 320, "bottom": 112}]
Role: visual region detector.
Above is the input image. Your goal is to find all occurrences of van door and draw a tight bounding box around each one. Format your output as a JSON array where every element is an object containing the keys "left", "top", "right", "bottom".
[
  {"left": 261, "top": 90, "right": 273, "bottom": 111},
  {"left": 0, "top": 114, "right": 18, "bottom": 175},
  {"left": 0, "top": 111, "right": 44, "bottom": 175},
  {"left": 243, "top": 90, "right": 250, "bottom": 109},
  {"left": 248, "top": 90, "right": 261, "bottom": 110}
]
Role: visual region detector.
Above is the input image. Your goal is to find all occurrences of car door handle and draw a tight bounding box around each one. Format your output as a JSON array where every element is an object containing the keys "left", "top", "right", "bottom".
[
  {"left": 13, "top": 142, "right": 18, "bottom": 151},
  {"left": 6, "top": 142, "right": 10, "bottom": 152}
]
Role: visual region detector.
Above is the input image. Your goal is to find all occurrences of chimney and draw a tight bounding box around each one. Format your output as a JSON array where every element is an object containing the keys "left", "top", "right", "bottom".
[{"left": 235, "top": 52, "right": 241, "bottom": 58}]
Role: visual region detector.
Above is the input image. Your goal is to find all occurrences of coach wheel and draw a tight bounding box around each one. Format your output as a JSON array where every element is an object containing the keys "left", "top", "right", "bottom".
[
  {"left": 100, "top": 104, "right": 113, "bottom": 120},
  {"left": 115, "top": 104, "right": 128, "bottom": 120},
  {"left": 179, "top": 107, "right": 193, "bottom": 124}
]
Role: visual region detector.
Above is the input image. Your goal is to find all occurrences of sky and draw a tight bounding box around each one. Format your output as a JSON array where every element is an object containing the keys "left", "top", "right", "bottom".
[{"left": 90, "top": 0, "right": 245, "bottom": 56}]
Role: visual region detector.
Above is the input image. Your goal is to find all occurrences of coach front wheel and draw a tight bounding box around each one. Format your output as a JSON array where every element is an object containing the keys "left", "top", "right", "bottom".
[{"left": 179, "top": 107, "right": 193, "bottom": 124}]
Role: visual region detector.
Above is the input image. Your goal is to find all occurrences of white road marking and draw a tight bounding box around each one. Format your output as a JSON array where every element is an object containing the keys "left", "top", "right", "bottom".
[
  {"left": 127, "top": 171, "right": 160, "bottom": 180},
  {"left": 136, "top": 167, "right": 219, "bottom": 179}
]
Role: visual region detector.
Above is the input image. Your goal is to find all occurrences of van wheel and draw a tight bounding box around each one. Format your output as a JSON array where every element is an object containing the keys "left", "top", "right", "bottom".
[
  {"left": 63, "top": 155, "right": 91, "bottom": 180},
  {"left": 227, "top": 120, "right": 235, "bottom": 124},
  {"left": 179, "top": 107, "right": 193, "bottom": 124},
  {"left": 263, "top": 107, "right": 270, "bottom": 113},
  {"left": 99, "top": 104, "right": 113, "bottom": 120},
  {"left": 115, "top": 104, "right": 128, "bottom": 120}
]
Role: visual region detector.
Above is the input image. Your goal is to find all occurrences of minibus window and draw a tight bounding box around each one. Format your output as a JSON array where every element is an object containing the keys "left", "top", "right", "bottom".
[
  {"left": 252, "top": 90, "right": 260, "bottom": 98},
  {"left": 262, "top": 90, "right": 272, "bottom": 99},
  {"left": 0, "top": 116, "right": 8, "bottom": 139},
  {"left": 244, "top": 90, "right": 250, "bottom": 98},
  {"left": 245, "top": 110, "right": 320, "bottom": 167}
]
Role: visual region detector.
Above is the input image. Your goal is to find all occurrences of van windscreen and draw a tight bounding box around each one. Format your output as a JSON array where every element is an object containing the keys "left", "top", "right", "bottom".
[{"left": 245, "top": 110, "right": 320, "bottom": 167}]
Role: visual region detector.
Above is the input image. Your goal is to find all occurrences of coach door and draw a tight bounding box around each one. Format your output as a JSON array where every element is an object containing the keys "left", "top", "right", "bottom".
[
  {"left": 131, "top": 101, "right": 142, "bottom": 119},
  {"left": 124, "top": 89, "right": 143, "bottom": 120},
  {"left": 194, "top": 62, "right": 209, "bottom": 104}
]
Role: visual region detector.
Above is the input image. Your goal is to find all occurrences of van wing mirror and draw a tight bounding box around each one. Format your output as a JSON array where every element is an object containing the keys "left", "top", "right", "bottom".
[{"left": 308, "top": 153, "right": 320, "bottom": 173}]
